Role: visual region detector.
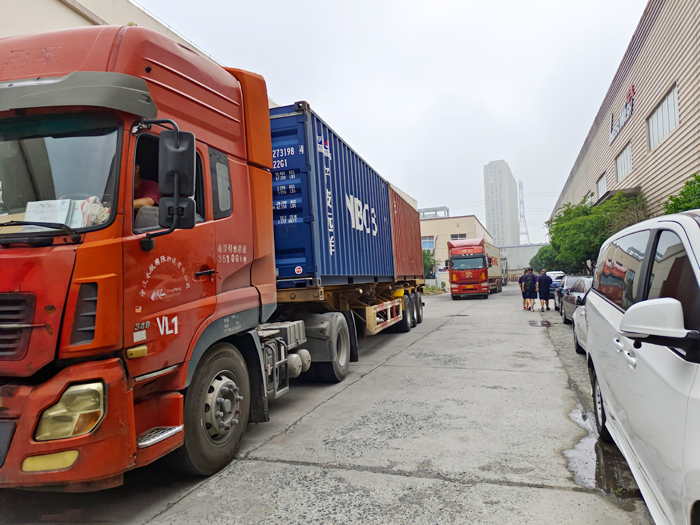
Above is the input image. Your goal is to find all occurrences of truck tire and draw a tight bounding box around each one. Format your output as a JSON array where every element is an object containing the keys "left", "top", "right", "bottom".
[
  {"left": 410, "top": 292, "right": 418, "bottom": 327},
  {"left": 168, "top": 343, "right": 250, "bottom": 476},
  {"left": 313, "top": 313, "right": 351, "bottom": 383},
  {"left": 397, "top": 294, "right": 412, "bottom": 332},
  {"left": 413, "top": 291, "right": 423, "bottom": 324},
  {"left": 451, "top": 295, "right": 458, "bottom": 300}
]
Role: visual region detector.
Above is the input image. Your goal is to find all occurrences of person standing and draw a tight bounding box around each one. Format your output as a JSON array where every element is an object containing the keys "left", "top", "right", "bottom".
[
  {"left": 519, "top": 268, "right": 537, "bottom": 310},
  {"left": 518, "top": 269, "right": 529, "bottom": 310},
  {"left": 538, "top": 269, "right": 553, "bottom": 311}
]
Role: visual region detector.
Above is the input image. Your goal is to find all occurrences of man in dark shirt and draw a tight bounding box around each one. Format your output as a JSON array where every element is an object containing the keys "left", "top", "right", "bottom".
[
  {"left": 519, "top": 268, "right": 538, "bottom": 310},
  {"left": 538, "top": 269, "right": 553, "bottom": 311}
]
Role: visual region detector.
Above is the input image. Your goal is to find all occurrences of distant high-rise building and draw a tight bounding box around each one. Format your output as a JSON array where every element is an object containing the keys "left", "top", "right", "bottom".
[{"left": 483, "top": 160, "right": 519, "bottom": 247}]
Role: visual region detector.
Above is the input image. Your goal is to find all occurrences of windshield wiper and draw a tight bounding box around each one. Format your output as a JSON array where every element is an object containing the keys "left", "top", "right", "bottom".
[{"left": 0, "top": 221, "right": 81, "bottom": 243}]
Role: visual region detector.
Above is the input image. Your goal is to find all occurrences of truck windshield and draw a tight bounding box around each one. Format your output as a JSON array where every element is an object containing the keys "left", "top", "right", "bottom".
[
  {"left": 0, "top": 114, "right": 119, "bottom": 236},
  {"left": 452, "top": 256, "right": 486, "bottom": 270}
]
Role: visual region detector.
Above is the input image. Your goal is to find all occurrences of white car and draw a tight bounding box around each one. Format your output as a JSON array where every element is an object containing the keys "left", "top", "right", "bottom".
[
  {"left": 572, "top": 302, "right": 587, "bottom": 355},
  {"left": 586, "top": 211, "right": 700, "bottom": 525}
]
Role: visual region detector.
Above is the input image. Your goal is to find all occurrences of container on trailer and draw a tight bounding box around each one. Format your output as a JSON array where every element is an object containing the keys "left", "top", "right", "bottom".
[
  {"left": 389, "top": 184, "right": 423, "bottom": 280},
  {"left": 269, "top": 101, "right": 394, "bottom": 287}
]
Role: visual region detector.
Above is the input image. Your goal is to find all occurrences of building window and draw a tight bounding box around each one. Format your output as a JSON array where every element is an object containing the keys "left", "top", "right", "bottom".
[
  {"left": 648, "top": 85, "right": 679, "bottom": 151},
  {"left": 451, "top": 234, "right": 467, "bottom": 241},
  {"left": 421, "top": 236, "right": 434, "bottom": 250},
  {"left": 597, "top": 174, "right": 607, "bottom": 198},
  {"left": 616, "top": 142, "right": 632, "bottom": 183}
]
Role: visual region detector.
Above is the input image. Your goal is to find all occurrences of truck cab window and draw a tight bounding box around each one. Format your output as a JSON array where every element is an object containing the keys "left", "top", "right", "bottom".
[
  {"left": 209, "top": 147, "right": 232, "bottom": 219},
  {"left": 133, "top": 134, "right": 205, "bottom": 232},
  {"left": 451, "top": 256, "right": 486, "bottom": 270}
]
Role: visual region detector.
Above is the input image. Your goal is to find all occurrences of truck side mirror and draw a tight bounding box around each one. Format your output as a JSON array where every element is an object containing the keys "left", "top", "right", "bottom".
[
  {"left": 159, "top": 130, "right": 195, "bottom": 197},
  {"left": 445, "top": 260, "right": 449, "bottom": 268},
  {"left": 139, "top": 123, "right": 197, "bottom": 250},
  {"left": 157, "top": 130, "right": 196, "bottom": 230}
]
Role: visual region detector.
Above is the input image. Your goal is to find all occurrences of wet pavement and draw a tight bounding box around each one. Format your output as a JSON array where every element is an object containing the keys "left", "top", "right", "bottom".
[{"left": 0, "top": 287, "right": 653, "bottom": 523}]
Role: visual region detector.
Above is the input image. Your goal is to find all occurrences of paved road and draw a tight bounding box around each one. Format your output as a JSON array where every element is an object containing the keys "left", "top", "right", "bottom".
[{"left": 0, "top": 287, "right": 652, "bottom": 524}]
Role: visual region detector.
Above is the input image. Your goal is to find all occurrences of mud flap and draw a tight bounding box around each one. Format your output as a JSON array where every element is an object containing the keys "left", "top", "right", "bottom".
[{"left": 342, "top": 310, "right": 359, "bottom": 362}]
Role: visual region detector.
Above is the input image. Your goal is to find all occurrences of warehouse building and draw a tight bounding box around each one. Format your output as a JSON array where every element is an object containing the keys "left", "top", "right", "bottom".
[
  {"left": 551, "top": 0, "right": 699, "bottom": 217},
  {"left": 500, "top": 244, "right": 548, "bottom": 281}
]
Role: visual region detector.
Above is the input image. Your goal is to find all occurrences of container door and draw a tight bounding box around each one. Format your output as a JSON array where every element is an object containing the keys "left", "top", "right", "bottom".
[{"left": 270, "top": 114, "right": 314, "bottom": 285}]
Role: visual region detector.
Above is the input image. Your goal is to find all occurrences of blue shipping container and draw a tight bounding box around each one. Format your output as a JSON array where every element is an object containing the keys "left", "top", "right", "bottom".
[{"left": 270, "top": 102, "right": 395, "bottom": 288}]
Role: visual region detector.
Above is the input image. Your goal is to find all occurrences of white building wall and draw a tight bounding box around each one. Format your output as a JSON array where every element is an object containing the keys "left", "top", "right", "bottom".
[{"left": 0, "top": 0, "right": 216, "bottom": 64}]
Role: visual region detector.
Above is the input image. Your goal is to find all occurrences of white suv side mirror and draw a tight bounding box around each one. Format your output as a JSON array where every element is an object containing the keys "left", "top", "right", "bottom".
[{"left": 619, "top": 298, "right": 700, "bottom": 357}]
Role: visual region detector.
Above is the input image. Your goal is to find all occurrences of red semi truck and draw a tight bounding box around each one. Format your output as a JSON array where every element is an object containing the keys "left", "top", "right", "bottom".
[
  {"left": 446, "top": 238, "right": 503, "bottom": 299},
  {"left": 0, "top": 26, "right": 423, "bottom": 491}
]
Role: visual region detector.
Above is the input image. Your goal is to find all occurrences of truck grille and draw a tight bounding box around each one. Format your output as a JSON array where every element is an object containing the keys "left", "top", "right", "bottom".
[{"left": 0, "top": 293, "right": 36, "bottom": 361}]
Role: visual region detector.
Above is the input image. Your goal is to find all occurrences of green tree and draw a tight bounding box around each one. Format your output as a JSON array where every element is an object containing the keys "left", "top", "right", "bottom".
[
  {"left": 546, "top": 191, "right": 648, "bottom": 274},
  {"left": 529, "top": 244, "right": 559, "bottom": 273},
  {"left": 422, "top": 249, "right": 436, "bottom": 278},
  {"left": 663, "top": 173, "right": 700, "bottom": 214}
]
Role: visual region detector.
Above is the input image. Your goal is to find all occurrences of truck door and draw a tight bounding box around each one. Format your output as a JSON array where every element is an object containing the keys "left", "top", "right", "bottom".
[
  {"left": 123, "top": 133, "right": 216, "bottom": 378},
  {"left": 207, "top": 147, "right": 259, "bottom": 320}
]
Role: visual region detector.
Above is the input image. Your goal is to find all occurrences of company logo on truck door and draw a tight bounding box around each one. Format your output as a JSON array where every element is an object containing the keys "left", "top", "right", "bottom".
[{"left": 345, "top": 194, "right": 378, "bottom": 236}]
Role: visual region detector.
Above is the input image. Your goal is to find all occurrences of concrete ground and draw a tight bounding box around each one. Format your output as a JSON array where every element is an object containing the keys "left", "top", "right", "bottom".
[{"left": 0, "top": 286, "right": 652, "bottom": 524}]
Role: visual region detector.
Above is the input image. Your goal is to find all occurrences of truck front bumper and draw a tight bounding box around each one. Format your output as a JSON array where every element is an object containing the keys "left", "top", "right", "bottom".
[
  {"left": 0, "top": 358, "right": 135, "bottom": 491},
  {"left": 451, "top": 283, "right": 489, "bottom": 296}
]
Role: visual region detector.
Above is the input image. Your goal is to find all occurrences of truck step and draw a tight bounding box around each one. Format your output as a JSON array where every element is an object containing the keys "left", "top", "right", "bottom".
[{"left": 136, "top": 426, "right": 183, "bottom": 448}]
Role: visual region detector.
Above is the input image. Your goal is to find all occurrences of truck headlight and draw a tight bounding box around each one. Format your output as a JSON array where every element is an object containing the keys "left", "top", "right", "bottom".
[{"left": 35, "top": 383, "right": 105, "bottom": 441}]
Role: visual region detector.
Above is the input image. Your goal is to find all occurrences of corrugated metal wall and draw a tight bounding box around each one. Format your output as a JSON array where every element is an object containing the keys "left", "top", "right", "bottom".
[
  {"left": 389, "top": 184, "right": 423, "bottom": 280},
  {"left": 552, "top": 0, "right": 700, "bottom": 217},
  {"left": 270, "top": 103, "right": 395, "bottom": 287}
]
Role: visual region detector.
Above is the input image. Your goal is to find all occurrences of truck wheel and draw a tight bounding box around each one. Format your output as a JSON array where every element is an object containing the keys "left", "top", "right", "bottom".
[
  {"left": 314, "top": 313, "right": 351, "bottom": 383},
  {"left": 451, "top": 295, "right": 458, "bottom": 300},
  {"left": 413, "top": 292, "right": 423, "bottom": 323},
  {"left": 483, "top": 294, "right": 489, "bottom": 299},
  {"left": 168, "top": 343, "right": 250, "bottom": 476},
  {"left": 397, "top": 294, "right": 412, "bottom": 332},
  {"left": 410, "top": 292, "right": 418, "bottom": 327}
]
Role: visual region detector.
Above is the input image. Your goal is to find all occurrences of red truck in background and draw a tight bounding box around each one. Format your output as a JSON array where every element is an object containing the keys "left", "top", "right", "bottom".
[{"left": 446, "top": 238, "right": 503, "bottom": 299}]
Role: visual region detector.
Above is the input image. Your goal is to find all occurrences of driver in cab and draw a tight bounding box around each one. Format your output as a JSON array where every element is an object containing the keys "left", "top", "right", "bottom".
[{"left": 133, "top": 147, "right": 161, "bottom": 211}]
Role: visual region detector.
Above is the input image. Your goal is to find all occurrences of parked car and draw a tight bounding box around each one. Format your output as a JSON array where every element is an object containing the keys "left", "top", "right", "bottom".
[
  {"left": 572, "top": 299, "right": 588, "bottom": 356},
  {"left": 554, "top": 275, "right": 586, "bottom": 311},
  {"left": 547, "top": 271, "right": 566, "bottom": 299},
  {"left": 586, "top": 211, "right": 700, "bottom": 525},
  {"left": 560, "top": 277, "right": 592, "bottom": 324}
]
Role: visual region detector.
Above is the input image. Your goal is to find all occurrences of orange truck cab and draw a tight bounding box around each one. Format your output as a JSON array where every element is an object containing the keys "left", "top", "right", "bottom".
[
  {"left": 446, "top": 238, "right": 503, "bottom": 299},
  {"left": 0, "top": 26, "right": 310, "bottom": 491}
]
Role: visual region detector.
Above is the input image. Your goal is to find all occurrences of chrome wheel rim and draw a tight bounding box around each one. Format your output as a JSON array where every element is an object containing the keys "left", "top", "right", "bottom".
[{"left": 204, "top": 370, "right": 243, "bottom": 444}]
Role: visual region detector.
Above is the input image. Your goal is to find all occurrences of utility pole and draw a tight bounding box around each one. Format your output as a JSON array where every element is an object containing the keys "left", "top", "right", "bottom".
[{"left": 518, "top": 180, "right": 530, "bottom": 245}]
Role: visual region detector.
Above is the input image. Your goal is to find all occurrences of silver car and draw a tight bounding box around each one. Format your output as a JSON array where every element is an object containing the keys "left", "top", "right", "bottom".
[{"left": 586, "top": 211, "right": 700, "bottom": 525}]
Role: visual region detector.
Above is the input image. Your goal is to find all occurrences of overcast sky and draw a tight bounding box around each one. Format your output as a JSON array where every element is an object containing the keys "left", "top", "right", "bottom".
[{"left": 136, "top": 0, "right": 648, "bottom": 244}]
